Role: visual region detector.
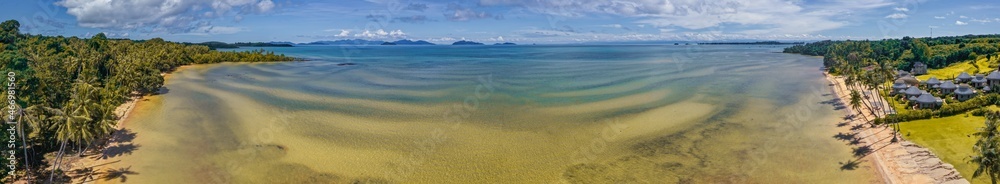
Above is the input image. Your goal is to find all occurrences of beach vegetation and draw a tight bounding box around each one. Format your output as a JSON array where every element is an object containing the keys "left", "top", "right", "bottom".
[
  {"left": 0, "top": 19, "right": 294, "bottom": 182},
  {"left": 971, "top": 112, "right": 1000, "bottom": 184}
]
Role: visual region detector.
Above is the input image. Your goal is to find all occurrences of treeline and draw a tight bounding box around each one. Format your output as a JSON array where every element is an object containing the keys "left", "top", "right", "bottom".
[
  {"left": 185, "top": 41, "right": 293, "bottom": 50},
  {"left": 784, "top": 35, "right": 1000, "bottom": 72},
  {"left": 699, "top": 41, "right": 805, "bottom": 45},
  {"left": 874, "top": 94, "right": 1000, "bottom": 124},
  {"left": 0, "top": 19, "right": 294, "bottom": 182}
]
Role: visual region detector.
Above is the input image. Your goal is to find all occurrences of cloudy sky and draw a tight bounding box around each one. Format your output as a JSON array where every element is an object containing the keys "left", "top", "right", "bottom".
[{"left": 2, "top": 0, "right": 998, "bottom": 44}]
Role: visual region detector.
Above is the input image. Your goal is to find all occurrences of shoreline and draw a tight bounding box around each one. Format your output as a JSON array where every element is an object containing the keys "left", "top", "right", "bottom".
[
  {"left": 822, "top": 72, "right": 968, "bottom": 184},
  {"left": 59, "top": 65, "right": 197, "bottom": 184}
]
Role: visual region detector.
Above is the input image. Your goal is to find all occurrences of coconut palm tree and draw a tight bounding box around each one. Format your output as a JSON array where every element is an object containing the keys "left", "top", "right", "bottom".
[
  {"left": 44, "top": 103, "right": 91, "bottom": 182},
  {"left": 849, "top": 90, "right": 868, "bottom": 122},
  {"left": 46, "top": 81, "right": 106, "bottom": 182},
  {"left": 972, "top": 112, "right": 1000, "bottom": 184}
]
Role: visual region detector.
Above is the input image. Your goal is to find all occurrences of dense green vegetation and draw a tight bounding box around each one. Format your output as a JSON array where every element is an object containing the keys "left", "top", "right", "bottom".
[
  {"left": 186, "top": 41, "right": 294, "bottom": 49},
  {"left": 785, "top": 35, "right": 1000, "bottom": 72},
  {"left": 788, "top": 35, "right": 1000, "bottom": 183},
  {"left": 0, "top": 19, "right": 294, "bottom": 182},
  {"left": 698, "top": 41, "right": 805, "bottom": 45}
]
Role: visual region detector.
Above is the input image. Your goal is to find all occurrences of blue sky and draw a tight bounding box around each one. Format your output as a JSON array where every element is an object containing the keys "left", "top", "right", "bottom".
[{"left": 1, "top": 0, "right": 999, "bottom": 44}]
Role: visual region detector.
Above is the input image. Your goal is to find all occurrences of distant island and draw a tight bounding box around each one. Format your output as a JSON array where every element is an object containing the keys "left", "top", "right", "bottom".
[
  {"left": 382, "top": 39, "right": 435, "bottom": 45},
  {"left": 453, "top": 40, "right": 484, "bottom": 45},
  {"left": 698, "top": 41, "right": 805, "bottom": 45},
  {"left": 493, "top": 42, "right": 517, "bottom": 45}
]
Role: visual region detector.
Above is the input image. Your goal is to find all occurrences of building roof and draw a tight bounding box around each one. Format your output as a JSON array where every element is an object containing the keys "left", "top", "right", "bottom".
[
  {"left": 958, "top": 72, "right": 973, "bottom": 80},
  {"left": 924, "top": 77, "right": 941, "bottom": 85},
  {"left": 956, "top": 84, "right": 976, "bottom": 95},
  {"left": 898, "top": 70, "right": 911, "bottom": 77},
  {"left": 988, "top": 70, "right": 1000, "bottom": 80},
  {"left": 904, "top": 86, "right": 923, "bottom": 96},
  {"left": 916, "top": 93, "right": 938, "bottom": 104},
  {"left": 914, "top": 62, "right": 926, "bottom": 67},
  {"left": 893, "top": 79, "right": 908, "bottom": 89},
  {"left": 940, "top": 81, "right": 957, "bottom": 89},
  {"left": 986, "top": 86, "right": 992, "bottom": 92},
  {"left": 973, "top": 74, "right": 988, "bottom": 83},
  {"left": 899, "top": 76, "right": 920, "bottom": 86}
]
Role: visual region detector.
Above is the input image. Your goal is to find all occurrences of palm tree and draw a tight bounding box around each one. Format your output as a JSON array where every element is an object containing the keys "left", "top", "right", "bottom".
[
  {"left": 44, "top": 104, "right": 91, "bottom": 182},
  {"left": 46, "top": 81, "right": 106, "bottom": 182},
  {"left": 972, "top": 112, "right": 1000, "bottom": 184},
  {"left": 849, "top": 90, "right": 868, "bottom": 123}
]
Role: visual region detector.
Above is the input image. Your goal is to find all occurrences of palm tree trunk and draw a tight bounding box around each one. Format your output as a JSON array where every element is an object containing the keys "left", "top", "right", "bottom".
[
  {"left": 48, "top": 140, "right": 68, "bottom": 182},
  {"left": 991, "top": 172, "right": 996, "bottom": 184},
  {"left": 17, "top": 118, "right": 33, "bottom": 182}
]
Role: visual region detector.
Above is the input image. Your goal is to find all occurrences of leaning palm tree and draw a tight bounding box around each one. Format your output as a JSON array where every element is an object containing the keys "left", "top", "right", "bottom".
[
  {"left": 972, "top": 112, "right": 1000, "bottom": 184},
  {"left": 849, "top": 90, "right": 868, "bottom": 123},
  {"left": 44, "top": 103, "right": 91, "bottom": 182},
  {"left": 46, "top": 81, "right": 101, "bottom": 182}
]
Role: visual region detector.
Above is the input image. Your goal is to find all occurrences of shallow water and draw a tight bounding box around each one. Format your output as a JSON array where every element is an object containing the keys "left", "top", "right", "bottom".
[{"left": 104, "top": 45, "right": 877, "bottom": 183}]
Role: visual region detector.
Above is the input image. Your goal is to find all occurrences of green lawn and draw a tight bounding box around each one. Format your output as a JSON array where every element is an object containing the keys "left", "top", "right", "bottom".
[
  {"left": 917, "top": 56, "right": 999, "bottom": 81},
  {"left": 917, "top": 61, "right": 975, "bottom": 80},
  {"left": 899, "top": 113, "right": 987, "bottom": 183}
]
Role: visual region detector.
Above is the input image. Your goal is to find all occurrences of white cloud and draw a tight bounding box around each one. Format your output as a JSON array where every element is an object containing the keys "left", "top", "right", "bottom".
[
  {"left": 445, "top": 4, "right": 501, "bottom": 21},
  {"left": 960, "top": 15, "right": 969, "bottom": 19},
  {"left": 600, "top": 24, "right": 623, "bottom": 28},
  {"left": 336, "top": 30, "right": 350, "bottom": 37},
  {"left": 956, "top": 20, "right": 968, "bottom": 25},
  {"left": 971, "top": 18, "right": 995, "bottom": 23},
  {"left": 352, "top": 29, "right": 407, "bottom": 39},
  {"left": 893, "top": 7, "right": 909, "bottom": 12},
  {"left": 885, "top": 13, "right": 908, "bottom": 19},
  {"left": 480, "top": 0, "right": 893, "bottom": 35},
  {"left": 56, "top": 0, "right": 277, "bottom": 33},
  {"left": 934, "top": 16, "right": 945, "bottom": 19},
  {"left": 489, "top": 36, "right": 505, "bottom": 42},
  {"left": 190, "top": 26, "right": 245, "bottom": 35}
]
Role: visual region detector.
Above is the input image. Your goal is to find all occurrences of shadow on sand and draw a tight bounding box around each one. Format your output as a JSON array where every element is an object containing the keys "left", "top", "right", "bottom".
[
  {"left": 100, "top": 129, "right": 140, "bottom": 159},
  {"left": 102, "top": 166, "right": 139, "bottom": 182}
]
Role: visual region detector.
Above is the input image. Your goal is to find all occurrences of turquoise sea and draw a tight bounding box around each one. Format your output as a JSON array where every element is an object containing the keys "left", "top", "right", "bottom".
[{"left": 102, "top": 45, "right": 878, "bottom": 183}]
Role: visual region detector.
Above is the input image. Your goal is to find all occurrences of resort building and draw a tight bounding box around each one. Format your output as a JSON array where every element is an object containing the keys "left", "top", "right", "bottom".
[
  {"left": 973, "top": 74, "right": 988, "bottom": 88},
  {"left": 924, "top": 77, "right": 941, "bottom": 89},
  {"left": 892, "top": 79, "right": 908, "bottom": 95},
  {"left": 940, "top": 81, "right": 957, "bottom": 94},
  {"left": 955, "top": 84, "right": 976, "bottom": 102},
  {"left": 897, "top": 70, "right": 911, "bottom": 78},
  {"left": 987, "top": 70, "right": 1000, "bottom": 89},
  {"left": 914, "top": 92, "right": 942, "bottom": 109},
  {"left": 958, "top": 72, "right": 973, "bottom": 83},
  {"left": 903, "top": 86, "right": 924, "bottom": 99},
  {"left": 898, "top": 75, "right": 920, "bottom": 86},
  {"left": 911, "top": 62, "right": 928, "bottom": 75}
]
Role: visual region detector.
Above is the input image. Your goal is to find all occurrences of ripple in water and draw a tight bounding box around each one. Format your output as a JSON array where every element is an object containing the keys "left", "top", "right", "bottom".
[{"left": 105, "top": 45, "right": 877, "bottom": 183}]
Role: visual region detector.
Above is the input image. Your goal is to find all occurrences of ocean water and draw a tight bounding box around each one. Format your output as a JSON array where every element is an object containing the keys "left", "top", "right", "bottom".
[{"left": 103, "top": 45, "right": 878, "bottom": 183}]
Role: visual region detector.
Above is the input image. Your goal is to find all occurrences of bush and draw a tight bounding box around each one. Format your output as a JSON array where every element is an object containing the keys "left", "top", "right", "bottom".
[{"left": 875, "top": 93, "right": 1000, "bottom": 124}]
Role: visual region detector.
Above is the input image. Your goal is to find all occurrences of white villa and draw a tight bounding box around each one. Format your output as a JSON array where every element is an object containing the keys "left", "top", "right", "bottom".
[{"left": 911, "top": 62, "right": 928, "bottom": 75}]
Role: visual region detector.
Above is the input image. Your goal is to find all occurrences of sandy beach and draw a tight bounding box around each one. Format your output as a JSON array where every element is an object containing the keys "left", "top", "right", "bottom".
[
  {"left": 823, "top": 73, "right": 968, "bottom": 184},
  {"left": 48, "top": 66, "right": 195, "bottom": 184}
]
